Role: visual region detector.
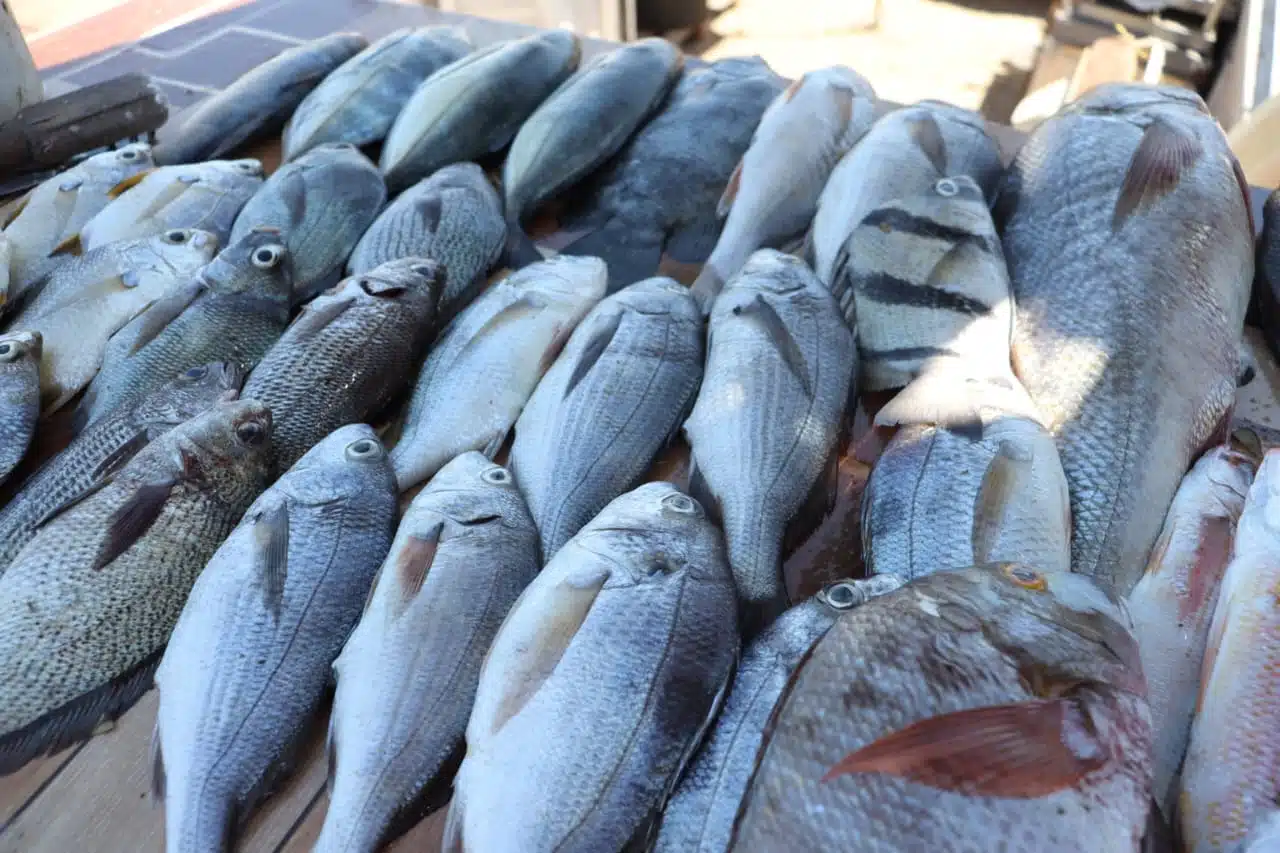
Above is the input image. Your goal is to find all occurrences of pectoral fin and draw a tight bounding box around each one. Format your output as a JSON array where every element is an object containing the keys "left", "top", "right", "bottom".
[
  {"left": 49, "top": 233, "right": 82, "bottom": 257},
  {"left": 564, "top": 309, "right": 622, "bottom": 398},
  {"left": 735, "top": 294, "right": 812, "bottom": 398},
  {"left": 717, "top": 161, "right": 744, "bottom": 219},
  {"left": 0, "top": 190, "right": 30, "bottom": 227},
  {"left": 251, "top": 501, "right": 290, "bottom": 619},
  {"left": 95, "top": 479, "right": 181, "bottom": 570},
  {"left": 1113, "top": 119, "right": 1203, "bottom": 230},
  {"left": 459, "top": 295, "right": 547, "bottom": 361},
  {"left": 972, "top": 439, "right": 1034, "bottom": 564},
  {"left": 395, "top": 522, "right": 442, "bottom": 611},
  {"left": 107, "top": 171, "right": 154, "bottom": 197},
  {"left": 909, "top": 112, "right": 948, "bottom": 175},
  {"left": 290, "top": 295, "right": 355, "bottom": 341}
]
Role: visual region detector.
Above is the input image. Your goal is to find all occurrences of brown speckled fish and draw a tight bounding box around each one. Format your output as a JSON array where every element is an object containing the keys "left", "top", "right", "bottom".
[
  {"left": 0, "top": 330, "right": 40, "bottom": 484},
  {"left": 731, "top": 563, "right": 1152, "bottom": 852}
]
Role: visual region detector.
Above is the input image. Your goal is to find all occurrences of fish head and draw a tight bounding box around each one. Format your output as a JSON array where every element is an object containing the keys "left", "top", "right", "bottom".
[
  {"left": 199, "top": 227, "right": 293, "bottom": 308},
  {"left": 518, "top": 255, "right": 608, "bottom": 304},
  {"left": 718, "top": 249, "right": 820, "bottom": 318},
  {"left": 134, "top": 361, "right": 244, "bottom": 429},
  {"left": 816, "top": 574, "right": 907, "bottom": 614},
  {"left": 912, "top": 100, "right": 990, "bottom": 134},
  {"left": 613, "top": 276, "right": 700, "bottom": 321},
  {"left": 570, "top": 481, "right": 725, "bottom": 584},
  {"left": 1068, "top": 82, "right": 1211, "bottom": 120},
  {"left": 80, "top": 143, "right": 155, "bottom": 190},
  {"left": 425, "top": 161, "right": 501, "bottom": 205},
  {"left": 349, "top": 256, "right": 445, "bottom": 312},
  {"left": 1238, "top": 449, "right": 1280, "bottom": 539},
  {"left": 283, "top": 422, "right": 395, "bottom": 496},
  {"left": 1196, "top": 442, "right": 1260, "bottom": 513},
  {"left": 534, "top": 26, "right": 581, "bottom": 71},
  {"left": 182, "top": 158, "right": 265, "bottom": 192},
  {"left": 164, "top": 397, "right": 274, "bottom": 501},
  {"left": 144, "top": 227, "right": 220, "bottom": 269},
  {"left": 407, "top": 451, "right": 531, "bottom": 536},
  {"left": 0, "top": 330, "right": 42, "bottom": 370}
]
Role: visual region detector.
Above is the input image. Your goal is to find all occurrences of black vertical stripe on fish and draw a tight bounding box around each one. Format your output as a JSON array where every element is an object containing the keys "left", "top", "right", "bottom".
[
  {"left": 909, "top": 113, "right": 948, "bottom": 175},
  {"left": 855, "top": 271, "right": 994, "bottom": 315},
  {"left": 859, "top": 206, "right": 999, "bottom": 255},
  {"left": 861, "top": 345, "right": 958, "bottom": 363}
]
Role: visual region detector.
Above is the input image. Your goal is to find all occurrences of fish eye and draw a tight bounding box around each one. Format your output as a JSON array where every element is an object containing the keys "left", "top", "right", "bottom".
[
  {"left": 182, "top": 366, "right": 208, "bottom": 381},
  {"left": 0, "top": 342, "right": 18, "bottom": 362},
  {"left": 346, "top": 438, "right": 380, "bottom": 459},
  {"left": 1004, "top": 564, "right": 1047, "bottom": 591},
  {"left": 661, "top": 493, "right": 698, "bottom": 515},
  {"left": 236, "top": 420, "right": 267, "bottom": 446},
  {"left": 59, "top": 177, "right": 83, "bottom": 192},
  {"left": 934, "top": 178, "right": 960, "bottom": 197},
  {"left": 253, "top": 245, "right": 284, "bottom": 269},
  {"left": 178, "top": 174, "right": 200, "bottom": 185},
  {"left": 823, "top": 581, "right": 859, "bottom": 610},
  {"left": 237, "top": 161, "right": 260, "bottom": 173},
  {"left": 411, "top": 263, "right": 435, "bottom": 277},
  {"left": 119, "top": 149, "right": 139, "bottom": 161},
  {"left": 482, "top": 467, "right": 510, "bottom": 484},
  {"left": 163, "top": 229, "right": 188, "bottom": 244}
]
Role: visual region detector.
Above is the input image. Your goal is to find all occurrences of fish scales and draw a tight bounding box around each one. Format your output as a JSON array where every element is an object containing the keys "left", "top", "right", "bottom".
[
  {"left": 317, "top": 452, "right": 540, "bottom": 853},
  {"left": 683, "top": 249, "right": 855, "bottom": 633},
  {"left": 509, "top": 276, "right": 703, "bottom": 560},
  {"left": 282, "top": 26, "right": 472, "bottom": 162},
  {"left": 443, "top": 482, "right": 739, "bottom": 852},
  {"left": 154, "top": 424, "right": 397, "bottom": 853},
  {"left": 242, "top": 257, "right": 442, "bottom": 472},
  {"left": 730, "top": 564, "right": 1153, "bottom": 852},
  {"left": 997, "top": 84, "right": 1254, "bottom": 594},
  {"left": 0, "top": 399, "right": 273, "bottom": 773},
  {"left": 0, "top": 363, "right": 241, "bottom": 574},
  {"left": 0, "top": 330, "right": 41, "bottom": 484}
]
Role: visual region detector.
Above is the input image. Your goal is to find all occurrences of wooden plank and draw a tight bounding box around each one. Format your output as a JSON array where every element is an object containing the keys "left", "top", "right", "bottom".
[
  {"left": 276, "top": 788, "right": 448, "bottom": 852},
  {"left": 0, "top": 746, "right": 82, "bottom": 829},
  {"left": 1065, "top": 34, "right": 1141, "bottom": 101}
]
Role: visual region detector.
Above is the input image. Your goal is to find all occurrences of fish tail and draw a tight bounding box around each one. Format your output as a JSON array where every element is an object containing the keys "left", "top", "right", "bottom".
[
  {"left": 559, "top": 224, "right": 662, "bottom": 293},
  {"left": 503, "top": 220, "right": 546, "bottom": 270}
]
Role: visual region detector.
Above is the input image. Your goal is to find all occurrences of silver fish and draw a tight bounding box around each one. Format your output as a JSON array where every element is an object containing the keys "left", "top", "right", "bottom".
[
  {"left": 153, "top": 424, "right": 396, "bottom": 853},
  {"left": 731, "top": 563, "right": 1152, "bottom": 852},
  {"left": 996, "top": 83, "right": 1254, "bottom": 594},
  {"left": 390, "top": 255, "right": 607, "bottom": 492},
  {"left": 11, "top": 228, "right": 218, "bottom": 413},
  {"left": 509, "top": 276, "right": 703, "bottom": 560},
  {"left": 317, "top": 451, "right": 540, "bottom": 853},
  {"left": 559, "top": 56, "right": 786, "bottom": 291},
  {"left": 75, "top": 227, "right": 291, "bottom": 430},
  {"left": 380, "top": 30, "right": 582, "bottom": 193},
  {"left": 442, "top": 482, "right": 738, "bottom": 853},
  {"left": 282, "top": 26, "right": 472, "bottom": 161},
  {"left": 502, "top": 37, "right": 683, "bottom": 263},
  {"left": 690, "top": 65, "right": 877, "bottom": 313},
  {"left": 1, "top": 143, "right": 154, "bottom": 299},
  {"left": 229, "top": 142, "right": 386, "bottom": 301},
  {"left": 839, "top": 173, "right": 1018, "bottom": 392},
  {"left": 1126, "top": 440, "right": 1256, "bottom": 819},
  {"left": 0, "top": 398, "right": 273, "bottom": 774},
  {"left": 0, "top": 362, "right": 242, "bottom": 574},
  {"left": 242, "top": 257, "right": 442, "bottom": 471},
  {"left": 0, "top": 230, "right": 9, "bottom": 304},
  {"left": 653, "top": 576, "right": 903, "bottom": 853},
  {"left": 153, "top": 33, "right": 369, "bottom": 166},
  {"left": 347, "top": 162, "right": 505, "bottom": 322},
  {"left": 0, "top": 330, "right": 40, "bottom": 483},
  {"left": 811, "top": 100, "right": 1002, "bottom": 288},
  {"left": 683, "top": 249, "right": 856, "bottom": 633}
]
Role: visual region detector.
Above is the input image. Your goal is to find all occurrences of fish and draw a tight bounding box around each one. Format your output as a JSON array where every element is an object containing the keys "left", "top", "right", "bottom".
[
  {"left": 0, "top": 362, "right": 242, "bottom": 574},
  {"left": 861, "top": 386, "right": 1073, "bottom": 582},
  {"left": 838, "top": 173, "right": 1019, "bottom": 392},
  {"left": 380, "top": 30, "right": 581, "bottom": 193},
  {"left": 9, "top": 228, "right": 219, "bottom": 413},
  {"left": 152, "top": 33, "right": 369, "bottom": 166},
  {"left": 731, "top": 563, "right": 1153, "bottom": 852},
  {"left": 1251, "top": 189, "right": 1280, "bottom": 364},
  {"left": 74, "top": 227, "right": 293, "bottom": 431},
  {"left": 811, "top": 100, "right": 1003, "bottom": 289},
  {"left": 0, "top": 398, "right": 273, "bottom": 774},
  {"left": 317, "top": 451, "right": 540, "bottom": 853},
  {"left": 1126, "top": 438, "right": 1256, "bottom": 822},
  {"left": 690, "top": 65, "right": 877, "bottom": 313},
  {"left": 242, "top": 257, "right": 442, "bottom": 472},
  {"left": 347, "top": 162, "right": 505, "bottom": 322},
  {"left": 0, "top": 230, "right": 10, "bottom": 304},
  {"left": 1, "top": 143, "right": 154, "bottom": 300},
  {"left": 0, "top": 330, "right": 40, "bottom": 483},
  {"left": 996, "top": 84, "right": 1254, "bottom": 595},
  {"left": 1177, "top": 448, "right": 1280, "bottom": 852},
  {"left": 502, "top": 37, "right": 684, "bottom": 265},
  {"left": 509, "top": 276, "right": 703, "bottom": 560},
  {"left": 1238, "top": 812, "right": 1280, "bottom": 853},
  {"left": 75, "top": 159, "right": 263, "bottom": 253},
  {"left": 683, "top": 249, "right": 856, "bottom": 634},
  {"left": 559, "top": 56, "right": 786, "bottom": 291},
  {"left": 389, "top": 254, "right": 607, "bottom": 492},
  {"left": 442, "top": 481, "right": 739, "bottom": 853},
  {"left": 281, "top": 26, "right": 473, "bottom": 162},
  {"left": 653, "top": 576, "right": 904, "bottom": 853},
  {"left": 229, "top": 142, "right": 386, "bottom": 301},
  {"left": 152, "top": 423, "right": 396, "bottom": 852}
]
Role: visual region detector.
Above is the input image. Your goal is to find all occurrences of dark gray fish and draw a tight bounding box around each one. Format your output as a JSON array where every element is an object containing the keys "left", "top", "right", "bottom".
[
  {"left": 1251, "top": 188, "right": 1280, "bottom": 364},
  {"left": 153, "top": 424, "right": 396, "bottom": 853},
  {"left": 502, "top": 37, "right": 684, "bottom": 265},
  {"left": 347, "top": 162, "right": 505, "bottom": 322},
  {"left": 0, "top": 330, "right": 40, "bottom": 484},
  {"left": 230, "top": 142, "right": 386, "bottom": 302},
  {"left": 282, "top": 26, "right": 472, "bottom": 162},
  {"left": 509, "top": 276, "right": 703, "bottom": 560},
  {"left": 652, "top": 577, "right": 903, "bottom": 853},
  {"left": 380, "top": 30, "right": 582, "bottom": 193},
  {"left": 559, "top": 56, "right": 786, "bottom": 291},
  {"left": 996, "top": 83, "right": 1254, "bottom": 594},
  {"left": 75, "top": 228, "right": 292, "bottom": 431},
  {"left": 241, "top": 258, "right": 442, "bottom": 471},
  {"left": 0, "top": 362, "right": 242, "bottom": 575},
  {"left": 0, "top": 399, "right": 273, "bottom": 774},
  {"left": 153, "top": 33, "right": 369, "bottom": 166}
]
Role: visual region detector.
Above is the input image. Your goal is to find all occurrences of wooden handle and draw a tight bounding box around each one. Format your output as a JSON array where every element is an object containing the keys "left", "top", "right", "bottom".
[{"left": 0, "top": 73, "right": 169, "bottom": 173}]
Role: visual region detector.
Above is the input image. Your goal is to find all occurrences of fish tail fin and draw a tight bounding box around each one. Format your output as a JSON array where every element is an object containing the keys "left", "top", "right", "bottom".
[
  {"left": 503, "top": 220, "right": 546, "bottom": 270},
  {"left": 875, "top": 360, "right": 1039, "bottom": 431},
  {"left": 559, "top": 225, "right": 661, "bottom": 293}
]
